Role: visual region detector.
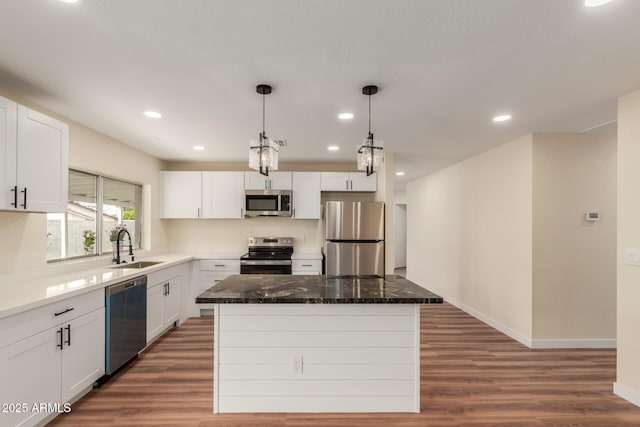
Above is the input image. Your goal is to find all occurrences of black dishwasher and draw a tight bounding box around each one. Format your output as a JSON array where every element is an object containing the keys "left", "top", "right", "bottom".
[{"left": 104, "top": 275, "right": 147, "bottom": 375}]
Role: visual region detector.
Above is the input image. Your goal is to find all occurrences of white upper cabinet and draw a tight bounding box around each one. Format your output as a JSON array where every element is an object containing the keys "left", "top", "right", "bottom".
[
  {"left": 292, "top": 172, "right": 321, "bottom": 219},
  {"left": 320, "top": 172, "right": 377, "bottom": 192},
  {"left": 349, "top": 172, "right": 378, "bottom": 192},
  {"left": 202, "top": 171, "right": 245, "bottom": 218},
  {"left": 160, "top": 171, "right": 202, "bottom": 218},
  {"left": 1, "top": 96, "right": 69, "bottom": 212},
  {"left": 0, "top": 97, "right": 18, "bottom": 210},
  {"left": 244, "top": 171, "right": 292, "bottom": 190}
]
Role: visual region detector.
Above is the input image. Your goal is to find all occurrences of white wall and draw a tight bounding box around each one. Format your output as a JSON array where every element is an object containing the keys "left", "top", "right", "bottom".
[
  {"left": 166, "top": 218, "right": 323, "bottom": 254},
  {"left": 532, "top": 133, "right": 617, "bottom": 343},
  {"left": 394, "top": 204, "right": 407, "bottom": 268},
  {"left": 0, "top": 90, "right": 168, "bottom": 274},
  {"left": 616, "top": 88, "right": 640, "bottom": 405},
  {"left": 407, "top": 131, "right": 618, "bottom": 348},
  {"left": 407, "top": 135, "right": 534, "bottom": 342}
]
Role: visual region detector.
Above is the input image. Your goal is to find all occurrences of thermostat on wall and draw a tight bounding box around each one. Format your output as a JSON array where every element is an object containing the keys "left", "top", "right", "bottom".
[{"left": 585, "top": 211, "right": 600, "bottom": 222}]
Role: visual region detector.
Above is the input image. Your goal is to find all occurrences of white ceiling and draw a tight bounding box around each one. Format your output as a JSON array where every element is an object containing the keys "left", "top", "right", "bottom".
[{"left": 1, "top": 0, "right": 639, "bottom": 189}]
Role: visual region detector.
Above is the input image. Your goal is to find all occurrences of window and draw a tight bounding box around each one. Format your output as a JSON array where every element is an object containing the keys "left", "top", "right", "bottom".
[{"left": 46, "top": 170, "right": 142, "bottom": 262}]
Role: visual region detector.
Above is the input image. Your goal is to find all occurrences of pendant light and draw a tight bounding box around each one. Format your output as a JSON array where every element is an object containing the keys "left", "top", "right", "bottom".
[
  {"left": 357, "top": 85, "right": 384, "bottom": 176},
  {"left": 249, "top": 84, "right": 279, "bottom": 176}
]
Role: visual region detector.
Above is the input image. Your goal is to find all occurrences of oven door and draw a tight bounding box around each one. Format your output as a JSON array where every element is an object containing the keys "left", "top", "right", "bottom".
[{"left": 240, "top": 260, "right": 292, "bottom": 274}]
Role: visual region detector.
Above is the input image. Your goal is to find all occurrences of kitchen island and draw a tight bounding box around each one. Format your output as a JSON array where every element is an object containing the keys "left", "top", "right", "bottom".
[{"left": 196, "top": 274, "right": 442, "bottom": 413}]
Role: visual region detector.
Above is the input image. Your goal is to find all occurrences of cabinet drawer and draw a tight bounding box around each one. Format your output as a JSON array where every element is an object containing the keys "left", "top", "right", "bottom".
[
  {"left": 200, "top": 259, "right": 240, "bottom": 272},
  {"left": 0, "top": 289, "right": 104, "bottom": 348},
  {"left": 292, "top": 260, "right": 322, "bottom": 272}
]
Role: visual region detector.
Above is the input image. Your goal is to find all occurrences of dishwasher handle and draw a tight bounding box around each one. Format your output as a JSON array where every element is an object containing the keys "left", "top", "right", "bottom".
[{"left": 106, "top": 275, "right": 147, "bottom": 296}]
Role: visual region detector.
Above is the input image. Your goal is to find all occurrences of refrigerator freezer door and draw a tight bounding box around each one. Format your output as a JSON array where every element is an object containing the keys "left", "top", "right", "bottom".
[
  {"left": 325, "top": 201, "right": 384, "bottom": 241},
  {"left": 325, "top": 241, "right": 384, "bottom": 277}
]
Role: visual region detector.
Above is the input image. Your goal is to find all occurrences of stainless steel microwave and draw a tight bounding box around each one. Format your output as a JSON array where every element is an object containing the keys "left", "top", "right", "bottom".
[{"left": 244, "top": 190, "right": 292, "bottom": 217}]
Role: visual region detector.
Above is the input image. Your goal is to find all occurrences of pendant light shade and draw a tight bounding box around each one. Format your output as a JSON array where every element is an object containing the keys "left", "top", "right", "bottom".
[
  {"left": 357, "top": 85, "right": 384, "bottom": 176},
  {"left": 249, "top": 84, "right": 279, "bottom": 176}
]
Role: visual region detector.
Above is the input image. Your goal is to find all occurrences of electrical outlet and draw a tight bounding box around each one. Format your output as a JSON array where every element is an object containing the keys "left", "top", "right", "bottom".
[
  {"left": 298, "top": 234, "right": 305, "bottom": 243},
  {"left": 291, "top": 355, "right": 303, "bottom": 374},
  {"left": 624, "top": 248, "right": 640, "bottom": 266}
]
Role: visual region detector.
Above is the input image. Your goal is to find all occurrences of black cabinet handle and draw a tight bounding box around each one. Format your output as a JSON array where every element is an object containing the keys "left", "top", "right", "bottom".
[
  {"left": 167, "top": 283, "right": 170, "bottom": 296},
  {"left": 20, "top": 187, "right": 27, "bottom": 209},
  {"left": 65, "top": 324, "right": 71, "bottom": 346},
  {"left": 10, "top": 186, "right": 17, "bottom": 207},
  {"left": 57, "top": 328, "right": 64, "bottom": 350},
  {"left": 301, "top": 264, "right": 312, "bottom": 267},
  {"left": 54, "top": 307, "right": 74, "bottom": 317}
]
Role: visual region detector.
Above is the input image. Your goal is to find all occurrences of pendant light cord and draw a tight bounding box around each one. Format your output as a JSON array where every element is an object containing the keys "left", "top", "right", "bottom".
[
  {"left": 368, "top": 93, "right": 372, "bottom": 136},
  {"left": 262, "top": 92, "right": 266, "bottom": 137}
]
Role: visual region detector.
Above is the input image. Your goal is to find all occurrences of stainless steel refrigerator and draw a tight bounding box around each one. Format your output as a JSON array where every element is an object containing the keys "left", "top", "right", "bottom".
[{"left": 325, "top": 201, "right": 384, "bottom": 277}]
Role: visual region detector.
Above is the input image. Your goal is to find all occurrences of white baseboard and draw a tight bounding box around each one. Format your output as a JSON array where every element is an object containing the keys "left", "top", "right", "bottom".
[
  {"left": 532, "top": 338, "right": 616, "bottom": 349},
  {"left": 614, "top": 382, "right": 640, "bottom": 408},
  {"left": 444, "top": 297, "right": 533, "bottom": 348},
  {"left": 443, "top": 297, "right": 616, "bottom": 350}
]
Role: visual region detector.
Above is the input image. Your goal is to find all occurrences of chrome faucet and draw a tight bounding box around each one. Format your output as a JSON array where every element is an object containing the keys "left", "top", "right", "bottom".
[{"left": 114, "top": 228, "right": 135, "bottom": 264}]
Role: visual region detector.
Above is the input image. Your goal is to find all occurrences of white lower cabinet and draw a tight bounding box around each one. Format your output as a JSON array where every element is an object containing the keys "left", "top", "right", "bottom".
[
  {"left": 0, "top": 290, "right": 104, "bottom": 427},
  {"left": 191, "top": 259, "right": 240, "bottom": 317},
  {"left": 146, "top": 264, "right": 186, "bottom": 344},
  {"left": 292, "top": 259, "right": 322, "bottom": 275},
  {"left": 60, "top": 308, "right": 106, "bottom": 403}
]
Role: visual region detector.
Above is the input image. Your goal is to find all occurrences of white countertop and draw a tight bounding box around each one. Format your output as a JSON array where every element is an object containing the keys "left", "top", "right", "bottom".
[
  {"left": 0, "top": 249, "right": 323, "bottom": 319},
  {"left": 0, "top": 254, "right": 196, "bottom": 319}
]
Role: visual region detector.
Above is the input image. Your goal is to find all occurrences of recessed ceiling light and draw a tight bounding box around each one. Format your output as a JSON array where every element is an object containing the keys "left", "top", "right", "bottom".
[
  {"left": 328, "top": 145, "right": 340, "bottom": 151},
  {"left": 193, "top": 146, "right": 205, "bottom": 151},
  {"left": 338, "top": 113, "right": 354, "bottom": 120},
  {"left": 59, "top": 0, "right": 81, "bottom": 3},
  {"left": 585, "top": 0, "right": 612, "bottom": 7},
  {"left": 396, "top": 171, "right": 405, "bottom": 176},
  {"left": 493, "top": 114, "right": 512, "bottom": 123},
  {"left": 144, "top": 111, "right": 162, "bottom": 119}
]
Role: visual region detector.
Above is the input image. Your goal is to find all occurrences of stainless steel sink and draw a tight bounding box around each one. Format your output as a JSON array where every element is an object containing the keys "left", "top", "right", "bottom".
[{"left": 109, "top": 261, "right": 163, "bottom": 269}]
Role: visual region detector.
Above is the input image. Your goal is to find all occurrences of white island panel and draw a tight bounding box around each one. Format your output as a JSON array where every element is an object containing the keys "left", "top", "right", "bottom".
[{"left": 213, "top": 303, "right": 420, "bottom": 413}]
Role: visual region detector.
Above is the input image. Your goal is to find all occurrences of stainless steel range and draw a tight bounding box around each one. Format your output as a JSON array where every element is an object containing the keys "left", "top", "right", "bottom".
[{"left": 240, "top": 237, "right": 294, "bottom": 274}]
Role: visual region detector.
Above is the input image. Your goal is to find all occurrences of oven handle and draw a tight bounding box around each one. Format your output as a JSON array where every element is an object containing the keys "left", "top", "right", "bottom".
[{"left": 240, "top": 260, "right": 292, "bottom": 266}]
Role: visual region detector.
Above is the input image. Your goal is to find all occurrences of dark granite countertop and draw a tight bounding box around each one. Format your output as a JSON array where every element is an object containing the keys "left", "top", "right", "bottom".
[{"left": 195, "top": 274, "right": 443, "bottom": 304}]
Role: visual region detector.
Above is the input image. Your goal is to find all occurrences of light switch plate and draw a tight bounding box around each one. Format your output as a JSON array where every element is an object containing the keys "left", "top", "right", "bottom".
[{"left": 624, "top": 248, "right": 640, "bottom": 266}]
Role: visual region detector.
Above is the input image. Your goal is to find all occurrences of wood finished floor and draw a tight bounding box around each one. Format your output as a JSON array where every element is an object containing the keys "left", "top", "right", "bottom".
[{"left": 48, "top": 303, "right": 640, "bottom": 427}]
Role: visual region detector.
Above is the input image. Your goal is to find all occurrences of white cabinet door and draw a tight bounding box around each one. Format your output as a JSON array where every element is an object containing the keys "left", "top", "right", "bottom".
[
  {"left": 164, "top": 278, "right": 181, "bottom": 328},
  {"left": 202, "top": 171, "right": 244, "bottom": 218},
  {"left": 245, "top": 172, "right": 292, "bottom": 190},
  {"left": 0, "top": 328, "right": 61, "bottom": 427},
  {"left": 60, "top": 308, "right": 105, "bottom": 403},
  {"left": 16, "top": 105, "right": 68, "bottom": 213},
  {"left": 320, "top": 172, "right": 377, "bottom": 192},
  {"left": 160, "top": 171, "right": 202, "bottom": 218},
  {"left": 292, "top": 172, "right": 320, "bottom": 219},
  {"left": 320, "top": 172, "right": 350, "bottom": 191},
  {"left": 244, "top": 172, "right": 269, "bottom": 190},
  {"left": 0, "top": 96, "right": 17, "bottom": 210},
  {"left": 349, "top": 172, "right": 377, "bottom": 192},
  {"left": 0, "top": 98, "right": 68, "bottom": 213},
  {"left": 147, "top": 282, "right": 165, "bottom": 343},
  {"left": 268, "top": 172, "right": 292, "bottom": 190}
]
